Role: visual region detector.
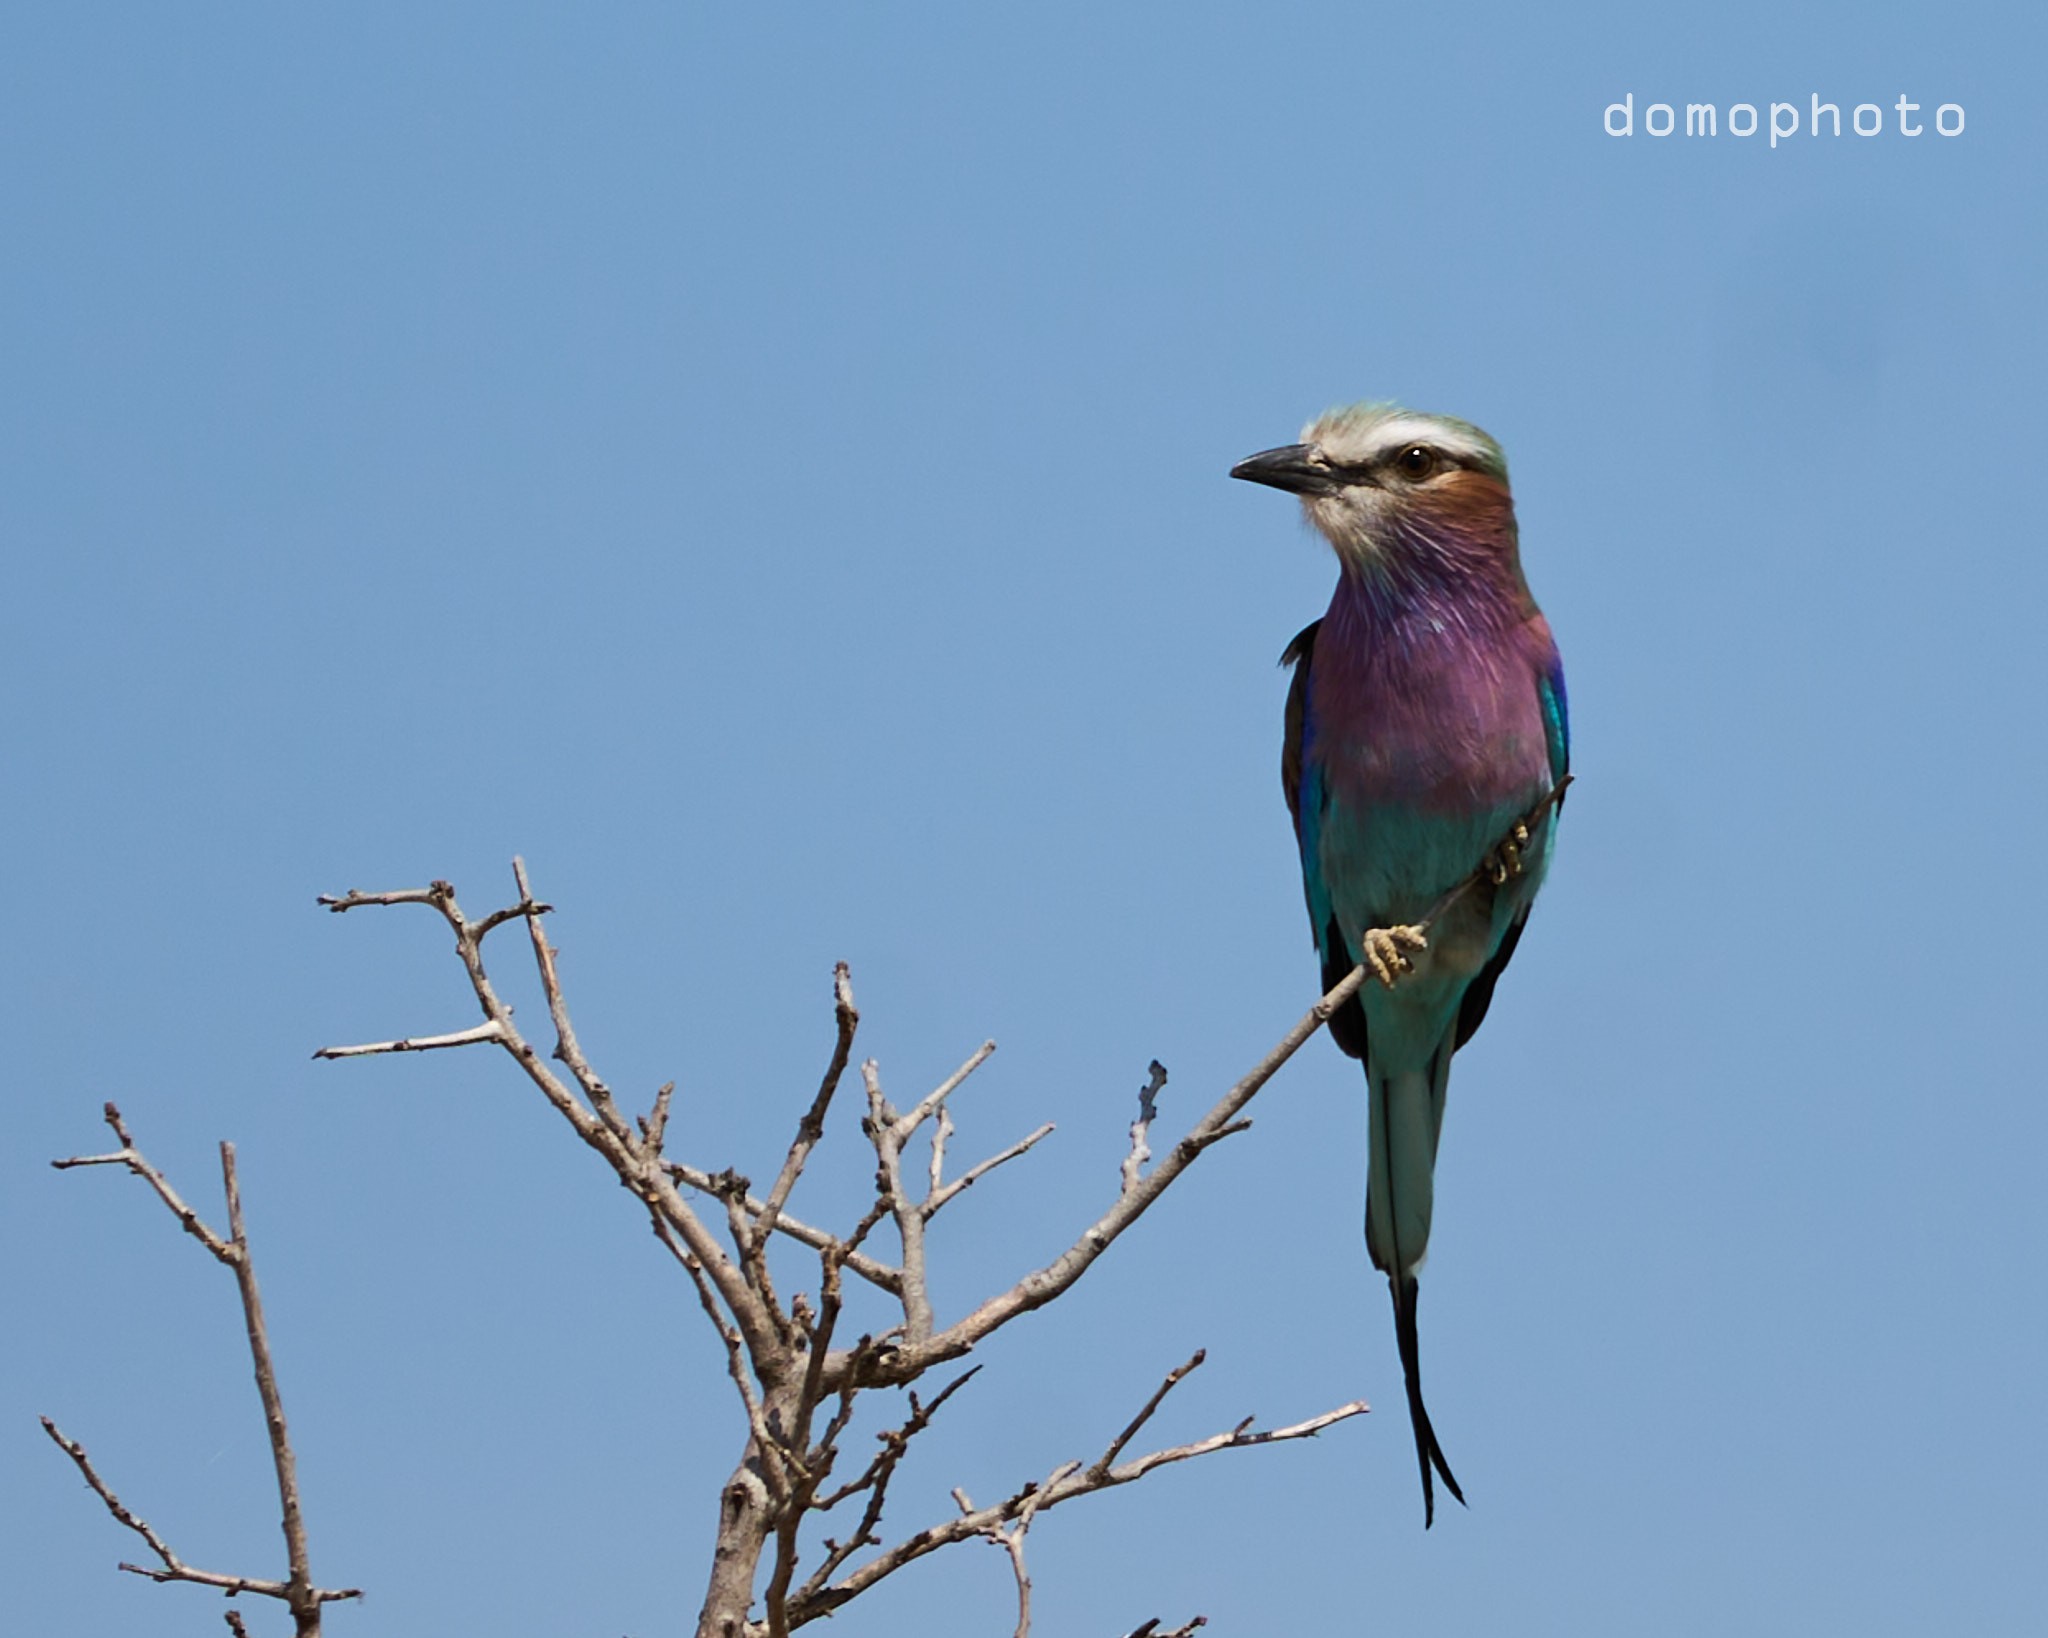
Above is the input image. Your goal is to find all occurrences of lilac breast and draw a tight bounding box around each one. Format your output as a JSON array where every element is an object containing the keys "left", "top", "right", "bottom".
[{"left": 1309, "top": 578, "right": 1557, "bottom": 822}]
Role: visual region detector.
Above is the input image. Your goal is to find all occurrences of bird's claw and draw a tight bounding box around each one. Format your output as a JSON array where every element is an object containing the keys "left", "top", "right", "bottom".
[
  {"left": 1364, "top": 924, "right": 1429, "bottom": 989},
  {"left": 1485, "top": 821, "right": 1532, "bottom": 886}
]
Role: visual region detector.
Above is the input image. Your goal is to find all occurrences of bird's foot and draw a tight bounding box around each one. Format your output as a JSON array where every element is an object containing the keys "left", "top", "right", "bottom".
[
  {"left": 1364, "top": 924, "right": 1429, "bottom": 989},
  {"left": 1483, "top": 821, "right": 1532, "bottom": 886}
]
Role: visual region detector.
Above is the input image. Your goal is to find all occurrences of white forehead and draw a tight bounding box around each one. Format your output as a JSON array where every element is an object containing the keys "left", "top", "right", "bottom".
[{"left": 1303, "top": 403, "right": 1503, "bottom": 472}]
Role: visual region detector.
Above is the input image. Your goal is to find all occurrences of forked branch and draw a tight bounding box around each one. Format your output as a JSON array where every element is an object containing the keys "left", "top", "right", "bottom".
[
  {"left": 45, "top": 1108, "right": 360, "bottom": 1634},
  {"left": 311, "top": 846, "right": 1525, "bottom": 1637},
  {"left": 787, "top": 1349, "right": 1366, "bottom": 1626}
]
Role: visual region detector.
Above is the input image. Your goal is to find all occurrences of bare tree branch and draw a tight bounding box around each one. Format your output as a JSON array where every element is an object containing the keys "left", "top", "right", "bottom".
[
  {"left": 221, "top": 1142, "right": 322, "bottom": 1631},
  {"left": 902, "top": 1040, "right": 998, "bottom": 1139},
  {"left": 861, "top": 1060, "right": 936, "bottom": 1346},
  {"left": 312, "top": 1020, "right": 505, "bottom": 1059},
  {"left": 927, "top": 1102, "right": 952, "bottom": 1201},
  {"left": 952, "top": 1467, "right": 1071, "bottom": 1638},
  {"left": 808, "top": 1367, "right": 981, "bottom": 1517},
  {"left": 837, "top": 962, "right": 1370, "bottom": 1392},
  {"left": 317, "top": 885, "right": 444, "bottom": 912},
  {"left": 649, "top": 1213, "right": 772, "bottom": 1447},
  {"left": 667, "top": 1161, "right": 904, "bottom": 1294},
  {"left": 41, "top": 1417, "right": 297, "bottom": 1600},
  {"left": 44, "top": 1113, "right": 361, "bottom": 1633},
  {"left": 787, "top": 1369, "right": 1365, "bottom": 1626},
  {"left": 1091, "top": 1350, "right": 1206, "bottom": 1479},
  {"left": 640, "top": 1079, "right": 676, "bottom": 1157},
  {"left": 51, "top": 1102, "right": 234, "bottom": 1261},
  {"left": 313, "top": 846, "right": 1532, "bottom": 1636},
  {"left": 924, "top": 1122, "right": 1056, "bottom": 1219},
  {"left": 315, "top": 868, "right": 788, "bottom": 1379},
  {"left": 752, "top": 963, "right": 859, "bottom": 1255},
  {"left": 56, "top": 778, "right": 1576, "bottom": 1632},
  {"left": 512, "top": 856, "right": 637, "bottom": 1148},
  {"left": 772, "top": 1363, "right": 984, "bottom": 1623},
  {"left": 1120, "top": 1061, "right": 1168, "bottom": 1198}
]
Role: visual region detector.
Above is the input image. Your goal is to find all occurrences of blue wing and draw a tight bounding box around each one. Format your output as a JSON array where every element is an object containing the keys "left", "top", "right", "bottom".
[
  {"left": 1540, "top": 657, "right": 1570, "bottom": 785},
  {"left": 1283, "top": 621, "right": 1371, "bottom": 1059},
  {"left": 1452, "top": 652, "right": 1568, "bottom": 1048}
]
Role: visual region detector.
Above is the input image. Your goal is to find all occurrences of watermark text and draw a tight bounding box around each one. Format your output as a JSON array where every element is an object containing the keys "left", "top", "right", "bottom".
[{"left": 1605, "top": 93, "right": 1964, "bottom": 145}]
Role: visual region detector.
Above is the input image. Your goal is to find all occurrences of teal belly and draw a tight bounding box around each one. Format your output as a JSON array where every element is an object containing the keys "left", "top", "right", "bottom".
[{"left": 1318, "top": 796, "right": 1552, "bottom": 1071}]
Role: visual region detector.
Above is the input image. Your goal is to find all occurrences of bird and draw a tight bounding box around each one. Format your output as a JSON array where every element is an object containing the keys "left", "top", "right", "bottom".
[{"left": 1230, "top": 402, "right": 1568, "bottom": 1527}]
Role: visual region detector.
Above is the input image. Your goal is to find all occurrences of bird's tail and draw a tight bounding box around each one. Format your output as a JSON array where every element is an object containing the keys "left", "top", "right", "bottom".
[
  {"left": 1391, "top": 1270, "right": 1464, "bottom": 1526},
  {"left": 1365, "top": 1036, "right": 1465, "bottom": 1526}
]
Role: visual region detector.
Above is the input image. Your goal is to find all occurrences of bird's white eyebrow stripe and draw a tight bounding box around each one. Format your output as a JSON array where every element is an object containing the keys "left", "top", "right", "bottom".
[{"left": 1351, "top": 417, "right": 1493, "bottom": 465}]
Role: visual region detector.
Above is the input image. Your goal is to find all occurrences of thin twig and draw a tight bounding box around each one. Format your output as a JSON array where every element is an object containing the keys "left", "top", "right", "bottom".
[
  {"left": 648, "top": 1212, "right": 767, "bottom": 1435},
  {"left": 997, "top": 1514, "right": 1033, "bottom": 1638},
  {"left": 927, "top": 1102, "right": 952, "bottom": 1200},
  {"left": 309, "top": 808, "right": 1561, "bottom": 1638},
  {"left": 924, "top": 1123, "right": 1056, "bottom": 1219},
  {"left": 833, "top": 971, "right": 1352, "bottom": 1391},
  {"left": 640, "top": 1080, "right": 676, "bottom": 1156},
  {"left": 831, "top": 782, "right": 1569, "bottom": 1395},
  {"left": 964, "top": 1461, "right": 1074, "bottom": 1638},
  {"left": 1120, "top": 1062, "right": 1168, "bottom": 1197},
  {"left": 668, "top": 1162, "right": 904, "bottom": 1294},
  {"left": 753, "top": 964, "right": 860, "bottom": 1255},
  {"left": 43, "top": 1116, "right": 363, "bottom": 1630},
  {"left": 1091, "top": 1350, "right": 1206, "bottom": 1479},
  {"left": 899, "top": 1040, "right": 997, "bottom": 1138},
  {"left": 51, "top": 1103, "right": 235, "bottom": 1262},
  {"left": 315, "top": 869, "right": 788, "bottom": 1376},
  {"left": 513, "top": 857, "right": 635, "bottom": 1147},
  {"left": 862, "top": 1062, "right": 935, "bottom": 1345},
  {"left": 221, "top": 1143, "right": 320, "bottom": 1630},
  {"left": 311, "top": 1020, "right": 506, "bottom": 1059},
  {"left": 789, "top": 1384, "right": 1363, "bottom": 1625},
  {"left": 809, "top": 1366, "right": 983, "bottom": 1512},
  {"left": 793, "top": 1365, "right": 981, "bottom": 1611},
  {"left": 317, "top": 885, "right": 445, "bottom": 912},
  {"left": 40, "top": 1418, "right": 287, "bottom": 1597}
]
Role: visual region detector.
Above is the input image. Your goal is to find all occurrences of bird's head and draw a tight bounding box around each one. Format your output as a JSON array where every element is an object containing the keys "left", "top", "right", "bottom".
[{"left": 1231, "top": 402, "right": 1521, "bottom": 589}]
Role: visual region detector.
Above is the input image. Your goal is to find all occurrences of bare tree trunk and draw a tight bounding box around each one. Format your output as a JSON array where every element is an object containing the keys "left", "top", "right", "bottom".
[{"left": 697, "top": 1444, "right": 775, "bottom": 1638}]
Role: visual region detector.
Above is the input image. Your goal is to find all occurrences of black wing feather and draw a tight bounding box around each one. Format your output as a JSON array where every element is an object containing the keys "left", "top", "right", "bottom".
[
  {"left": 1454, "top": 904, "right": 1528, "bottom": 1050},
  {"left": 1280, "top": 620, "right": 1318, "bottom": 831},
  {"left": 1284, "top": 621, "right": 1372, "bottom": 1061}
]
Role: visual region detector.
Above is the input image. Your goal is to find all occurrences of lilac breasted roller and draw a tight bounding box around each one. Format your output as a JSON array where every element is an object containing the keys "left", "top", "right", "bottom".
[{"left": 1232, "top": 403, "right": 1568, "bottom": 1527}]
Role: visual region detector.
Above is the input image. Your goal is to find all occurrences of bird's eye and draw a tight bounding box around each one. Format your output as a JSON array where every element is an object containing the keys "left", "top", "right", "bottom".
[{"left": 1396, "top": 445, "right": 1437, "bottom": 477}]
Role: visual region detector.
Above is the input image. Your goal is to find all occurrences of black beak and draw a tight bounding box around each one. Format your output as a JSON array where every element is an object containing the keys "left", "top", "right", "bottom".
[{"left": 1229, "top": 442, "right": 1345, "bottom": 496}]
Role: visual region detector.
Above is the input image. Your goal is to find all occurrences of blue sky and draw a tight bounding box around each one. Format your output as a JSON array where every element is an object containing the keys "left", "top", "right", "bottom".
[{"left": 6, "top": 4, "right": 2045, "bottom": 1634}]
